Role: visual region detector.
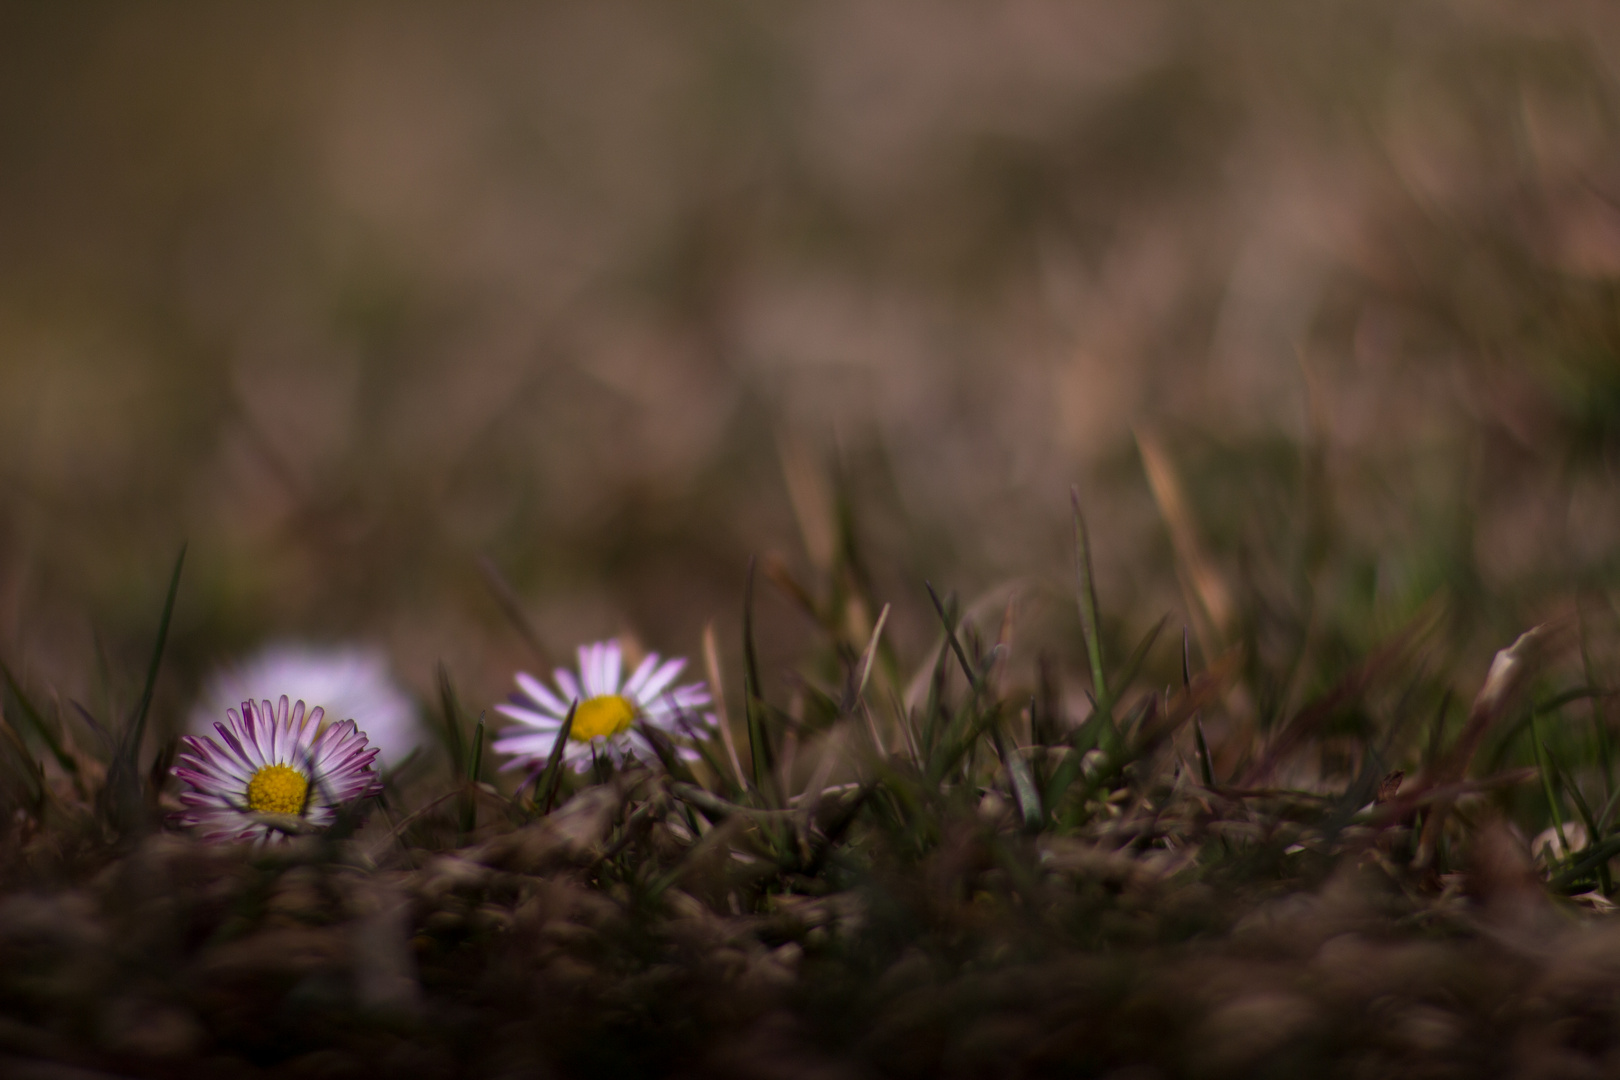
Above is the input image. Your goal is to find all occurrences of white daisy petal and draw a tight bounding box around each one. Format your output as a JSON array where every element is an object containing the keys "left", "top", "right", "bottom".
[
  {"left": 554, "top": 667, "right": 583, "bottom": 705},
  {"left": 622, "top": 652, "right": 660, "bottom": 696},
  {"left": 515, "top": 671, "right": 569, "bottom": 717},
  {"left": 492, "top": 731, "right": 561, "bottom": 762},
  {"left": 589, "top": 641, "right": 610, "bottom": 696},
  {"left": 635, "top": 657, "right": 688, "bottom": 704},
  {"left": 172, "top": 698, "right": 382, "bottom": 845},
  {"left": 495, "top": 703, "right": 564, "bottom": 729},
  {"left": 575, "top": 643, "right": 598, "bottom": 697},
  {"left": 493, "top": 638, "right": 716, "bottom": 778}
]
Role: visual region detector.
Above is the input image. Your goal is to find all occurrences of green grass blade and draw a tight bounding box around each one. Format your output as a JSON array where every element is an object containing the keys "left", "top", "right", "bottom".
[
  {"left": 1529, "top": 710, "right": 1570, "bottom": 860},
  {"left": 1072, "top": 488, "right": 1110, "bottom": 719},
  {"left": 460, "top": 711, "right": 486, "bottom": 835},
  {"left": 1186, "top": 628, "right": 1215, "bottom": 787},
  {"left": 920, "top": 622, "right": 953, "bottom": 767},
  {"left": 1537, "top": 730, "right": 1601, "bottom": 889},
  {"left": 743, "top": 558, "right": 777, "bottom": 805},
  {"left": 1597, "top": 783, "right": 1620, "bottom": 836},
  {"left": 437, "top": 663, "right": 467, "bottom": 777},
  {"left": 100, "top": 544, "right": 185, "bottom": 835},
  {"left": 469, "top": 711, "right": 485, "bottom": 782},
  {"left": 1580, "top": 605, "right": 1614, "bottom": 797},
  {"left": 1042, "top": 749, "right": 1085, "bottom": 820},
  {"left": 1194, "top": 720, "right": 1216, "bottom": 788},
  {"left": 1553, "top": 834, "right": 1620, "bottom": 892},
  {"left": 992, "top": 722, "right": 1042, "bottom": 831},
  {"left": 536, "top": 700, "right": 577, "bottom": 814},
  {"left": 925, "top": 581, "right": 983, "bottom": 696},
  {"left": 125, "top": 543, "right": 186, "bottom": 767}
]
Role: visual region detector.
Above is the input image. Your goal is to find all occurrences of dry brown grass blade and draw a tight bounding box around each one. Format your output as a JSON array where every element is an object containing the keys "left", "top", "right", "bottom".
[
  {"left": 762, "top": 554, "right": 821, "bottom": 625},
  {"left": 704, "top": 622, "right": 747, "bottom": 791},
  {"left": 1370, "top": 767, "right": 1540, "bottom": 823},
  {"left": 1135, "top": 427, "right": 1234, "bottom": 658},
  {"left": 777, "top": 430, "right": 837, "bottom": 574},
  {"left": 856, "top": 603, "right": 892, "bottom": 755}
]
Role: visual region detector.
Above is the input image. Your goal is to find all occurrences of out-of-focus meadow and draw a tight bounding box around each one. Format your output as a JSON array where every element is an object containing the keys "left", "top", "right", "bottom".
[
  {"left": 12, "top": 3, "right": 1620, "bottom": 1076},
  {"left": 6, "top": 0, "right": 1618, "bottom": 717}
]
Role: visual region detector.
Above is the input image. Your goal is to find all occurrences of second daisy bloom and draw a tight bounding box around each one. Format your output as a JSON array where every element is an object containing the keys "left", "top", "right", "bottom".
[{"left": 493, "top": 640, "right": 713, "bottom": 773}]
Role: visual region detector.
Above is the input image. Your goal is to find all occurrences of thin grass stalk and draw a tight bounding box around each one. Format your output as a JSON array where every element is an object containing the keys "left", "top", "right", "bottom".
[
  {"left": 537, "top": 700, "right": 578, "bottom": 814},
  {"left": 460, "top": 712, "right": 485, "bottom": 835},
  {"left": 477, "top": 554, "right": 554, "bottom": 670},
  {"left": 1184, "top": 628, "right": 1215, "bottom": 787},
  {"left": 437, "top": 664, "right": 467, "bottom": 777},
  {"left": 1071, "top": 489, "right": 1111, "bottom": 720},
  {"left": 743, "top": 558, "right": 778, "bottom": 805},
  {"left": 125, "top": 543, "right": 186, "bottom": 765},
  {"left": 1579, "top": 602, "right": 1614, "bottom": 797},
  {"left": 1530, "top": 709, "right": 1571, "bottom": 861},
  {"left": 100, "top": 544, "right": 185, "bottom": 835},
  {"left": 703, "top": 622, "right": 746, "bottom": 793}
]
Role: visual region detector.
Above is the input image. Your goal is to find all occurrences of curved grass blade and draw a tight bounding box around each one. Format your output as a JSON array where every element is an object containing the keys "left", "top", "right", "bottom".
[
  {"left": 126, "top": 543, "right": 186, "bottom": 765},
  {"left": 100, "top": 543, "right": 185, "bottom": 835}
]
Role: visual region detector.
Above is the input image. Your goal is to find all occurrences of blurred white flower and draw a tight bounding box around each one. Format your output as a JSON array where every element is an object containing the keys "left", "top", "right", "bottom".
[{"left": 190, "top": 643, "right": 422, "bottom": 765}]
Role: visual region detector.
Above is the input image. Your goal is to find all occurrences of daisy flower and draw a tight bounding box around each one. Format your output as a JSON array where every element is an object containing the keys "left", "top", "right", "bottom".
[
  {"left": 173, "top": 695, "right": 382, "bottom": 843},
  {"left": 493, "top": 640, "right": 714, "bottom": 774},
  {"left": 191, "top": 643, "right": 422, "bottom": 766}
]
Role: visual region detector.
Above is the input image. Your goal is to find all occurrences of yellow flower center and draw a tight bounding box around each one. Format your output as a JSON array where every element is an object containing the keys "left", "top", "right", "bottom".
[
  {"left": 246, "top": 763, "right": 309, "bottom": 815},
  {"left": 571, "top": 694, "right": 636, "bottom": 742}
]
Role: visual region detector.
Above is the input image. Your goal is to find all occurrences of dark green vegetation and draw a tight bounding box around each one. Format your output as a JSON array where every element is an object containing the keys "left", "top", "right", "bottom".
[{"left": 5, "top": 502, "right": 1620, "bottom": 1079}]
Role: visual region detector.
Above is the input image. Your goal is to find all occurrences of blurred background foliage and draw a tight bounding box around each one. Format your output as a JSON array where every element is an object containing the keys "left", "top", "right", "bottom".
[{"left": 2, "top": 0, "right": 1620, "bottom": 746}]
